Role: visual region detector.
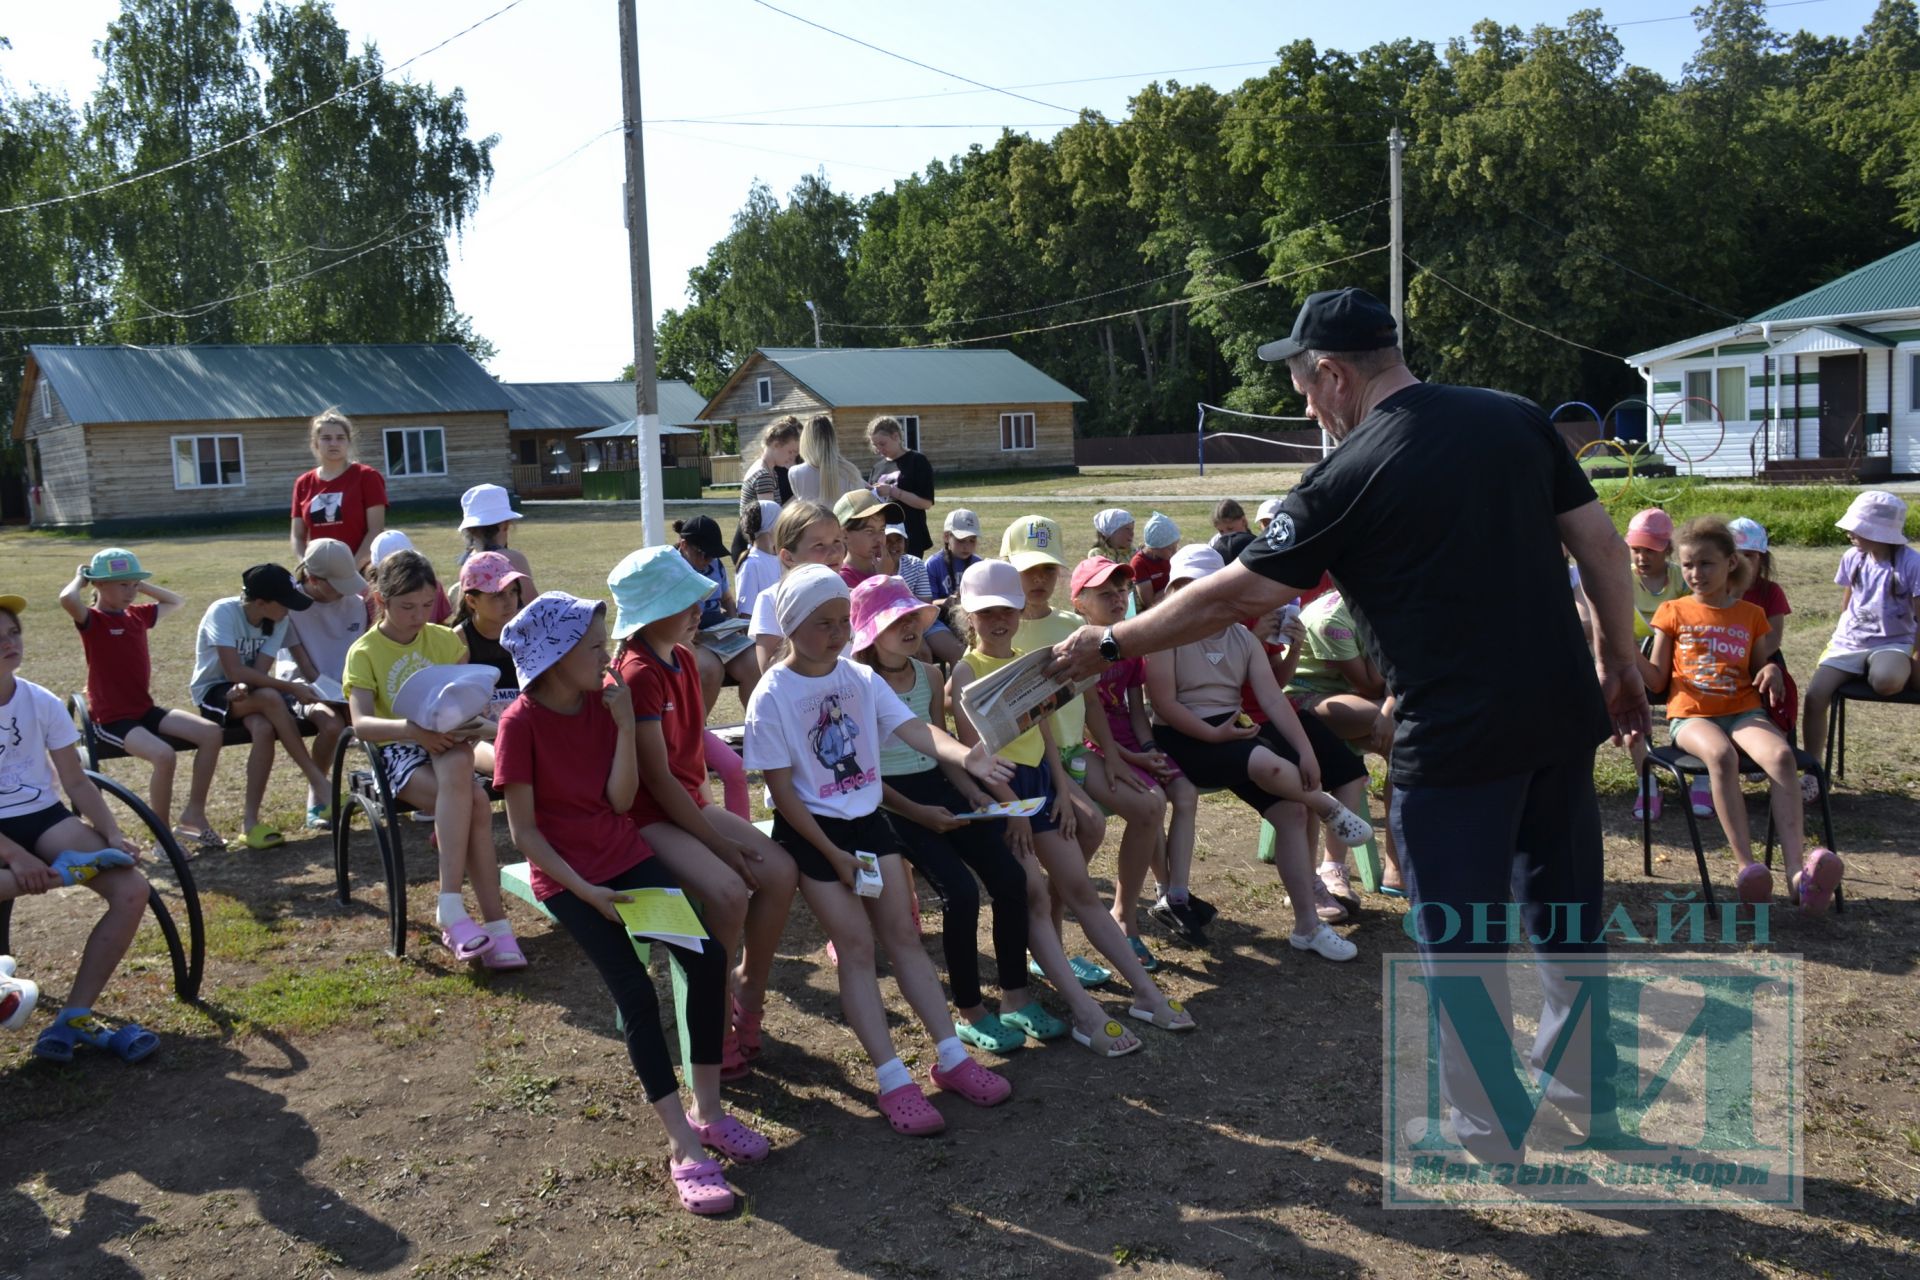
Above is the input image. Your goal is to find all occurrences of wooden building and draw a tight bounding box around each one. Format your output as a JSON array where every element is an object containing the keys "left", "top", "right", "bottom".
[
  {"left": 1626, "top": 240, "right": 1920, "bottom": 481},
  {"left": 14, "top": 344, "right": 514, "bottom": 530},
  {"left": 701, "top": 347, "right": 1083, "bottom": 474},
  {"left": 504, "top": 379, "right": 711, "bottom": 498}
]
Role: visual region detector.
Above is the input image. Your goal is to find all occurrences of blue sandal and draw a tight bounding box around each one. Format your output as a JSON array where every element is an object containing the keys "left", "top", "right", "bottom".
[
  {"left": 34, "top": 1012, "right": 158, "bottom": 1064},
  {"left": 999, "top": 1003, "right": 1068, "bottom": 1042},
  {"left": 1128, "top": 935, "right": 1160, "bottom": 972}
]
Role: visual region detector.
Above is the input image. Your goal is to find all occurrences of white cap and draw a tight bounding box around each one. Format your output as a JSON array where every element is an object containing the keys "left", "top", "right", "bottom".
[
  {"left": 958, "top": 559, "right": 1024, "bottom": 612},
  {"left": 1093, "top": 508, "right": 1134, "bottom": 538},
  {"left": 943, "top": 508, "right": 981, "bottom": 537},
  {"left": 756, "top": 499, "right": 782, "bottom": 532},
  {"left": 884, "top": 522, "right": 907, "bottom": 540},
  {"left": 391, "top": 664, "right": 501, "bottom": 732},
  {"left": 1257, "top": 497, "right": 1285, "bottom": 524},
  {"left": 1168, "top": 544, "right": 1224, "bottom": 587},
  {"left": 774, "top": 562, "right": 851, "bottom": 637},
  {"left": 368, "top": 529, "right": 415, "bottom": 565}
]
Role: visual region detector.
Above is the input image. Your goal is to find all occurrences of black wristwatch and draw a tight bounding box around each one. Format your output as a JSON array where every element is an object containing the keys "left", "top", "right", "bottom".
[{"left": 1098, "top": 626, "right": 1123, "bottom": 664}]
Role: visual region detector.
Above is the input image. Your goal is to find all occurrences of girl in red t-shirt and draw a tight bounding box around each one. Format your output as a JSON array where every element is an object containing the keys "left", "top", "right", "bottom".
[
  {"left": 290, "top": 409, "right": 388, "bottom": 568},
  {"left": 1642, "top": 517, "right": 1842, "bottom": 913},
  {"left": 496, "top": 592, "right": 770, "bottom": 1215},
  {"left": 608, "top": 546, "right": 798, "bottom": 1081}
]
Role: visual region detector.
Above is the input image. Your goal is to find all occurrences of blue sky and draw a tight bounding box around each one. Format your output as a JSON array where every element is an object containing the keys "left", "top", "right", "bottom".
[{"left": 0, "top": 0, "right": 1885, "bottom": 381}]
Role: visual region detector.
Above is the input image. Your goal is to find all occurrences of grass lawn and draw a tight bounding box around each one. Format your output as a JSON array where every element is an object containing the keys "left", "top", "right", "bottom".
[{"left": 2, "top": 486, "right": 1918, "bottom": 1277}]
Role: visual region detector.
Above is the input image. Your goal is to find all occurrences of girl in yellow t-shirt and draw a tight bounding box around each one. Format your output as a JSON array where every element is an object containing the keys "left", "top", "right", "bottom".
[
  {"left": 1642, "top": 517, "right": 1842, "bottom": 914},
  {"left": 343, "top": 549, "right": 517, "bottom": 965}
]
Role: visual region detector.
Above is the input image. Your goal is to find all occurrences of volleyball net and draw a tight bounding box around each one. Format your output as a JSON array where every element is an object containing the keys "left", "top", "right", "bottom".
[{"left": 1194, "top": 403, "right": 1331, "bottom": 475}]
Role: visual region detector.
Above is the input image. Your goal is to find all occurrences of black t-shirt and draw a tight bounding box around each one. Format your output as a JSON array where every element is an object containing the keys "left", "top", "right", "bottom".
[
  {"left": 873, "top": 449, "right": 935, "bottom": 555},
  {"left": 1239, "top": 382, "right": 1609, "bottom": 787},
  {"left": 1211, "top": 530, "right": 1255, "bottom": 563},
  {"left": 457, "top": 619, "right": 519, "bottom": 691}
]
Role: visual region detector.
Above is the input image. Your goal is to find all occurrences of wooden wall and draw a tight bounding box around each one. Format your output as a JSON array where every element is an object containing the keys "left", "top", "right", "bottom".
[
  {"left": 35, "top": 409, "right": 511, "bottom": 527},
  {"left": 20, "top": 378, "right": 92, "bottom": 526},
  {"left": 708, "top": 354, "right": 1077, "bottom": 475}
]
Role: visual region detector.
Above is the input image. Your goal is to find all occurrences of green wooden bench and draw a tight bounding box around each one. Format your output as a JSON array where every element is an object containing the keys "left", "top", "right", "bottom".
[{"left": 499, "top": 861, "right": 696, "bottom": 1063}]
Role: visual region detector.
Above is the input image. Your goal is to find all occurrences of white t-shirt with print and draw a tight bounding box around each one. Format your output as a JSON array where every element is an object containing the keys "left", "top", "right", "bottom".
[
  {"left": 743, "top": 658, "right": 914, "bottom": 820},
  {"left": 0, "top": 678, "right": 78, "bottom": 821},
  {"left": 190, "top": 596, "right": 293, "bottom": 706}
]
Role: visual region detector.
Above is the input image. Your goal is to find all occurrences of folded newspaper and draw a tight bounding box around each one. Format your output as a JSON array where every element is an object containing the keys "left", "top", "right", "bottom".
[{"left": 957, "top": 648, "right": 1096, "bottom": 758}]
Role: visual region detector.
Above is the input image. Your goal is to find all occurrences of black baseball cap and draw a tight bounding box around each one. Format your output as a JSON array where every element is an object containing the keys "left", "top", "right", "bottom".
[
  {"left": 1258, "top": 287, "right": 1399, "bottom": 363},
  {"left": 677, "top": 515, "right": 727, "bottom": 561},
  {"left": 241, "top": 563, "right": 312, "bottom": 611}
]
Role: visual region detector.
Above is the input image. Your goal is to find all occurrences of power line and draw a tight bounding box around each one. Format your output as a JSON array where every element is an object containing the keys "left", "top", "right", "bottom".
[
  {"left": 746, "top": 0, "right": 1078, "bottom": 116},
  {"left": 646, "top": 125, "right": 913, "bottom": 177},
  {"left": 0, "top": 0, "right": 530, "bottom": 218},
  {"left": 822, "top": 197, "right": 1391, "bottom": 332},
  {"left": 1612, "top": 0, "right": 1831, "bottom": 26},
  {"left": 771, "top": 245, "right": 1390, "bottom": 354},
  {"left": 1405, "top": 253, "right": 1624, "bottom": 359},
  {"left": 1488, "top": 200, "right": 1746, "bottom": 321},
  {"left": 673, "top": 59, "right": 1284, "bottom": 123}
]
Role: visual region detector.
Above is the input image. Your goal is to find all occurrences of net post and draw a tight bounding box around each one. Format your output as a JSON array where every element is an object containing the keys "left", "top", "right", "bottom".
[{"left": 1195, "top": 403, "right": 1206, "bottom": 477}]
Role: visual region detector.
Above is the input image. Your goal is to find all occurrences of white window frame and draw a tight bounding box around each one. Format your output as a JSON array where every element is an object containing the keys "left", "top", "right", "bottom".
[
  {"left": 891, "top": 413, "right": 921, "bottom": 452},
  {"left": 999, "top": 411, "right": 1036, "bottom": 452},
  {"left": 171, "top": 433, "right": 247, "bottom": 490},
  {"left": 756, "top": 376, "right": 773, "bottom": 407},
  {"left": 36, "top": 380, "right": 50, "bottom": 420},
  {"left": 383, "top": 426, "right": 448, "bottom": 478},
  {"left": 1683, "top": 366, "right": 1744, "bottom": 423}
]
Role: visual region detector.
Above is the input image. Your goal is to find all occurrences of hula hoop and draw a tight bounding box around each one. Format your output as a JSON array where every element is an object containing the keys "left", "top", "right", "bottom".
[
  {"left": 1655, "top": 398, "right": 1725, "bottom": 471},
  {"left": 1575, "top": 437, "right": 1640, "bottom": 506}
]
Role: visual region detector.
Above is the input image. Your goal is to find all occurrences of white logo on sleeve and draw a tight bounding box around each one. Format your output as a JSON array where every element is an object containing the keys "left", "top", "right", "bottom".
[{"left": 1261, "top": 513, "right": 1297, "bottom": 550}]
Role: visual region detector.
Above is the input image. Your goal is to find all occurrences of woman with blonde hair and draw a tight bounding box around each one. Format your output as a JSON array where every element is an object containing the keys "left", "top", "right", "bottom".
[
  {"left": 734, "top": 416, "right": 803, "bottom": 557},
  {"left": 291, "top": 408, "right": 387, "bottom": 568},
  {"left": 787, "top": 415, "right": 864, "bottom": 506}
]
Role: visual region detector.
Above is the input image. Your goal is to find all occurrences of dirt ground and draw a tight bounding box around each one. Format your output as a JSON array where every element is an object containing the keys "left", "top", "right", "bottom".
[{"left": 2, "top": 531, "right": 1918, "bottom": 1279}]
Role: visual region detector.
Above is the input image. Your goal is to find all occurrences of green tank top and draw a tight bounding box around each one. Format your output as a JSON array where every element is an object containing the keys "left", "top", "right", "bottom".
[
  {"left": 877, "top": 660, "right": 937, "bottom": 777},
  {"left": 960, "top": 646, "right": 1046, "bottom": 768}
]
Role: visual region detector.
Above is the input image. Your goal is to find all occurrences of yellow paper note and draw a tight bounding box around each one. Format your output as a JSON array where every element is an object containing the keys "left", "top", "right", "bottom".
[{"left": 614, "top": 888, "right": 710, "bottom": 952}]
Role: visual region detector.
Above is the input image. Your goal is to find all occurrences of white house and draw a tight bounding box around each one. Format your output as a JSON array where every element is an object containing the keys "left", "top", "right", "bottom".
[{"left": 1625, "top": 241, "right": 1920, "bottom": 481}]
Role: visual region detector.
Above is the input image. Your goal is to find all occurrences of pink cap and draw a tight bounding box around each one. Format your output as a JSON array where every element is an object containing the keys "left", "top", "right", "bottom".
[
  {"left": 850, "top": 575, "right": 935, "bottom": 653},
  {"left": 1625, "top": 507, "right": 1673, "bottom": 551},
  {"left": 1069, "top": 555, "right": 1133, "bottom": 598},
  {"left": 459, "top": 550, "right": 530, "bottom": 595}
]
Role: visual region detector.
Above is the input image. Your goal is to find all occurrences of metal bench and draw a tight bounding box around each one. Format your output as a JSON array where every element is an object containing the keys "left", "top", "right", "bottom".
[
  {"left": 68, "top": 690, "right": 316, "bottom": 772},
  {"left": 331, "top": 731, "right": 502, "bottom": 958},
  {"left": 0, "top": 767, "right": 206, "bottom": 1004},
  {"left": 1824, "top": 677, "right": 1920, "bottom": 781},
  {"left": 1641, "top": 743, "right": 1841, "bottom": 909}
]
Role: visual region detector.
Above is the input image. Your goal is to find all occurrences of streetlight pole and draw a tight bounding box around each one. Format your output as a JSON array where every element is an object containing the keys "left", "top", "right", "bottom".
[{"left": 618, "top": 0, "right": 665, "bottom": 544}]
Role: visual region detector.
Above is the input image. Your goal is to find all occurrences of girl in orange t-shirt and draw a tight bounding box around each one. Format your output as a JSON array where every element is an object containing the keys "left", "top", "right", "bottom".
[{"left": 1642, "top": 517, "right": 1843, "bottom": 913}]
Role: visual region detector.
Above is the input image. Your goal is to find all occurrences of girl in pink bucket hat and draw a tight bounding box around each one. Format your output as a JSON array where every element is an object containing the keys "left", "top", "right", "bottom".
[{"left": 1803, "top": 491, "right": 1920, "bottom": 770}]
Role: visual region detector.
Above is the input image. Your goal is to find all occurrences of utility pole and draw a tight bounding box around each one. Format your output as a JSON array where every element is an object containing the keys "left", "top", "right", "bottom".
[
  {"left": 619, "top": 0, "right": 665, "bottom": 544},
  {"left": 1388, "top": 125, "right": 1405, "bottom": 346},
  {"left": 804, "top": 299, "right": 822, "bottom": 348}
]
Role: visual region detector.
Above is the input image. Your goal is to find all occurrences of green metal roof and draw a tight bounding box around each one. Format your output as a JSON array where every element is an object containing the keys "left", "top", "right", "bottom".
[
  {"left": 1751, "top": 241, "right": 1920, "bottom": 322},
  {"left": 756, "top": 347, "right": 1085, "bottom": 407},
  {"left": 28, "top": 343, "right": 513, "bottom": 424},
  {"left": 575, "top": 418, "right": 702, "bottom": 440},
  {"left": 506, "top": 379, "right": 710, "bottom": 431}
]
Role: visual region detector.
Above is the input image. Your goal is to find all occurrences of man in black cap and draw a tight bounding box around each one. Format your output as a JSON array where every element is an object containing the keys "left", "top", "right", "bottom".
[{"left": 1050, "top": 287, "right": 1649, "bottom": 1160}]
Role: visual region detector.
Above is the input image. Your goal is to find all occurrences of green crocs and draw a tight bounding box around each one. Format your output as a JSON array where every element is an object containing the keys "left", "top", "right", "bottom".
[
  {"left": 1027, "top": 955, "right": 1112, "bottom": 989},
  {"left": 956, "top": 1012, "right": 1027, "bottom": 1054},
  {"left": 999, "top": 1002, "right": 1068, "bottom": 1042}
]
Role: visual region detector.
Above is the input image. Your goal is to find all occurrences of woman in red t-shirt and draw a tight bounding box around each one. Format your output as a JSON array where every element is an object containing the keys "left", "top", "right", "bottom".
[{"left": 290, "top": 409, "right": 388, "bottom": 568}]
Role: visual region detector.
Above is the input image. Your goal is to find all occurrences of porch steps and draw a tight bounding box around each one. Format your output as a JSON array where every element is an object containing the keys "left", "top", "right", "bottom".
[{"left": 1760, "top": 457, "right": 1891, "bottom": 484}]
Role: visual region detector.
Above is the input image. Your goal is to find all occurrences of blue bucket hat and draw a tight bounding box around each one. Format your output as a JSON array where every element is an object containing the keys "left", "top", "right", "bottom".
[
  {"left": 607, "top": 546, "right": 720, "bottom": 641},
  {"left": 85, "top": 548, "right": 152, "bottom": 582},
  {"left": 1142, "top": 511, "right": 1181, "bottom": 549}
]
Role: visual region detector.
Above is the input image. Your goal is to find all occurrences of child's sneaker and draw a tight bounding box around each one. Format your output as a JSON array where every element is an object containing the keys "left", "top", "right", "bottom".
[
  {"left": 1632, "top": 788, "right": 1662, "bottom": 821},
  {"left": 1311, "top": 879, "right": 1350, "bottom": 924},
  {"left": 0, "top": 974, "right": 38, "bottom": 1031},
  {"left": 1800, "top": 773, "right": 1821, "bottom": 805},
  {"left": 1289, "top": 923, "right": 1358, "bottom": 961},
  {"left": 1688, "top": 779, "right": 1714, "bottom": 817}
]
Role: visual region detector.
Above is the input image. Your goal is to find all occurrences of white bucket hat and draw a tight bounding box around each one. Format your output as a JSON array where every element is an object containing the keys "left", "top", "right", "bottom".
[
  {"left": 459, "top": 484, "right": 525, "bottom": 531},
  {"left": 392, "top": 664, "right": 501, "bottom": 731},
  {"left": 501, "top": 592, "right": 604, "bottom": 687}
]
